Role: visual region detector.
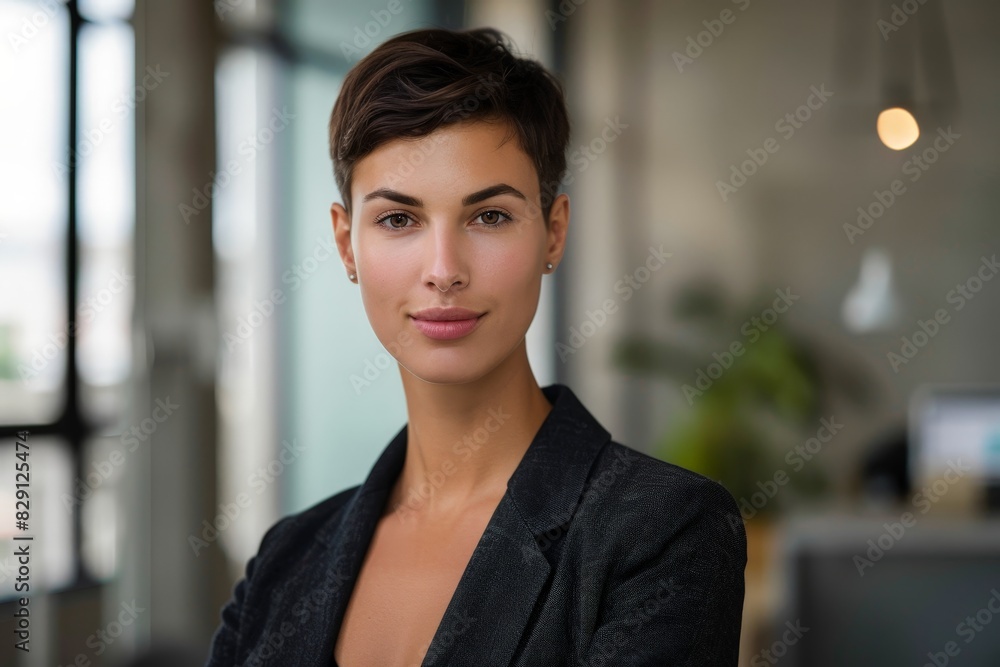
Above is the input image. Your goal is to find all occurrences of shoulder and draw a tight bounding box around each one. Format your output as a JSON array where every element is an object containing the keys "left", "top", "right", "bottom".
[
  {"left": 207, "top": 484, "right": 365, "bottom": 662},
  {"left": 566, "top": 441, "right": 747, "bottom": 666},
  {"left": 249, "top": 484, "right": 361, "bottom": 568},
  {"left": 587, "top": 439, "right": 743, "bottom": 521},
  {"left": 580, "top": 440, "right": 746, "bottom": 567}
]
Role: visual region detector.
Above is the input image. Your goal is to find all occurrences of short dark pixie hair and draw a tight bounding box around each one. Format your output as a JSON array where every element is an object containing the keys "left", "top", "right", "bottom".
[{"left": 328, "top": 27, "right": 571, "bottom": 224}]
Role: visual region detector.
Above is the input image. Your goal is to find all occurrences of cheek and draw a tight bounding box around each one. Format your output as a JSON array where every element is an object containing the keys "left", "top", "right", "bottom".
[
  {"left": 356, "top": 241, "right": 416, "bottom": 290},
  {"left": 478, "top": 243, "right": 544, "bottom": 323},
  {"left": 474, "top": 235, "right": 543, "bottom": 278},
  {"left": 355, "top": 249, "right": 406, "bottom": 335}
]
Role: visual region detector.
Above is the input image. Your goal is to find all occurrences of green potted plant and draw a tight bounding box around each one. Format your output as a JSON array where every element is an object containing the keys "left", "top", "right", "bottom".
[{"left": 611, "top": 279, "right": 873, "bottom": 518}]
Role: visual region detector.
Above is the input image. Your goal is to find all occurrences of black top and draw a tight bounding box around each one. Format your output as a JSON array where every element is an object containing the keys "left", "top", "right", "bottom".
[{"left": 205, "top": 383, "right": 747, "bottom": 666}]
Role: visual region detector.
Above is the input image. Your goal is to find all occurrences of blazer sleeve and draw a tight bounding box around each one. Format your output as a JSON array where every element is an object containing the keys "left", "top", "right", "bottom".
[
  {"left": 204, "top": 517, "right": 288, "bottom": 667},
  {"left": 579, "top": 476, "right": 747, "bottom": 667},
  {"left": 203, "top": 553, "right": 255, "bottom": 667}
]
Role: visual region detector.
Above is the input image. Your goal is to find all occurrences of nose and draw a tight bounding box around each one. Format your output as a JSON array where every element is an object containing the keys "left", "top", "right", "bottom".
[{"left": 423, "top": 222, "right": 468, "bottom": 292}]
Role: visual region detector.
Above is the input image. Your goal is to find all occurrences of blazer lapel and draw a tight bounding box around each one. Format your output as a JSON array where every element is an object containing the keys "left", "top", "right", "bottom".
[
  {"left": 302, "top": 424, "right": 409, "bottom": 665},
  {"left": 301, "top": 383, "right": 612, "bottom": 666},
  {"left": 423, "top": 383, "right": 613, "bottom": 666}
]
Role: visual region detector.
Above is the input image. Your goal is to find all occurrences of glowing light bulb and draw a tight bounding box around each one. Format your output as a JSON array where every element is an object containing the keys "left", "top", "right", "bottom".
[{"left": 877, "top": 107, "right": 920, "bottom": 150}]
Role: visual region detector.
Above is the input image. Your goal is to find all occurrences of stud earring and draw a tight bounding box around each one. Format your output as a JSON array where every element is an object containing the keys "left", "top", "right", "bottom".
[
  {"left": 349, "top": 273, "right": 356, "bottom": 281},
  {"left": 546, "top": 263, "right": 553, "bottom": 270}
]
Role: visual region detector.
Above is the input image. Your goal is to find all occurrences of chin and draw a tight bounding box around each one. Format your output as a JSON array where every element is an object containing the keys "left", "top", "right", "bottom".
[
  {"left": 397, "top": 343, "right": 510, "bottom": 386},
  {"left": 399, "top": 363, "right": 489, "bottom": 386}
]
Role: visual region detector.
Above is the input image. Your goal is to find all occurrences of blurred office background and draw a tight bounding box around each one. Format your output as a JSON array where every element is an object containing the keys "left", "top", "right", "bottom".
[{"left": 0, "top": 0, "right": 999, "bottom": 664}]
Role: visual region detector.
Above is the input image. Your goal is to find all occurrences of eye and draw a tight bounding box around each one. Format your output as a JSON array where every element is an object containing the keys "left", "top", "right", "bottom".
[
  {"left": 373, "top": 209, "right": 514, "bottom": 231},
  {"left": 374, "top": 211, "right": 413, "bottom": 230},
  {"left": 476, "top": 209, "right": 514, "bottom": 227}
]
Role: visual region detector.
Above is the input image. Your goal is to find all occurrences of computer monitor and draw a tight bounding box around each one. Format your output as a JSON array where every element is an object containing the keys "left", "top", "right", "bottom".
[
  {"left": 909, "top": 383, "right": 1000, "bottom": 488},
  {"left": 777, "top": 515, "right": 1000, "bottom": 667}
]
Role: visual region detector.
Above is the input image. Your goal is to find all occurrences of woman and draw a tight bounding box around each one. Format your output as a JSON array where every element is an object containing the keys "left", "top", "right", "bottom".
[{"left": 206, "top": 26, "right": 746, "bottom": 667}]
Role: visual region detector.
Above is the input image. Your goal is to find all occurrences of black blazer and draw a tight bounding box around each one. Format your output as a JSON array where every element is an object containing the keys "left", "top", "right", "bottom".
[{"left": 205, "top": 383, "right": 747, "bottom": 666}]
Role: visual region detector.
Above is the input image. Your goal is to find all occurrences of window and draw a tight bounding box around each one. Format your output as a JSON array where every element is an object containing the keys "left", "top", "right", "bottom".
[{"left": 0, "top": 0, "right": 135, "bottom": 598}]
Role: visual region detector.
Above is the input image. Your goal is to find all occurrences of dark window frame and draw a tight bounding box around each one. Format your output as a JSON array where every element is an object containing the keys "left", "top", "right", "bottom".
[{"left": 0, "top": 0, "right": 99, "bottom": 593}]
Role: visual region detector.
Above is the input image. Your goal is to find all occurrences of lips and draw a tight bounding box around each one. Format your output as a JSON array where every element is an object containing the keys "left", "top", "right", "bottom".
[
  {"left": 410, "top": 307, "right": 485, "bottom": 321},
  {"left": 409, "top": 308, "right": 485, "bottom": 340}
]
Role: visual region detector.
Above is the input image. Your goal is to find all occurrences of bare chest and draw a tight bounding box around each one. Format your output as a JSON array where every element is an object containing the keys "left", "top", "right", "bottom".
[{"left": 333, "top": 507, "right": 494, "bottom": 667}]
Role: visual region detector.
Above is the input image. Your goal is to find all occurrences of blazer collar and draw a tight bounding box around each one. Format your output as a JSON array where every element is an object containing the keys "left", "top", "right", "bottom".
[{"left": 309, "top": 382, "right": 613, "bottom": 666}]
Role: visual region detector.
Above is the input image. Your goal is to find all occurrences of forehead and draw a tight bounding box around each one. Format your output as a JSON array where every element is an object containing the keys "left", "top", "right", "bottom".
[{"left": 351, "top": 120, "right": 539, "bottom": 202}]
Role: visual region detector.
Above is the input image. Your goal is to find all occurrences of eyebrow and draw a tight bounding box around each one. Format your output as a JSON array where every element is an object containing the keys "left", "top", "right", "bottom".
[{"left": 361, "top": 183, "right": 527, "bottom": 208}]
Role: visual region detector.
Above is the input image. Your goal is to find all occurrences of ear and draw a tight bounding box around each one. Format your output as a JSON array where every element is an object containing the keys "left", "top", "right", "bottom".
[
  {"left": 545, "top": 193, "right": 570, "bottom": 269},
  {"left": 331, "top": 202, "right": 356, "bottom": 278}
]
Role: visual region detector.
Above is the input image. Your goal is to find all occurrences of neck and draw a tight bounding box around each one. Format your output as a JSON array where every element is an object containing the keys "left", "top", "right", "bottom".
[{"left": 388, "top": 339, "right": 553, "bottom": 523}]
